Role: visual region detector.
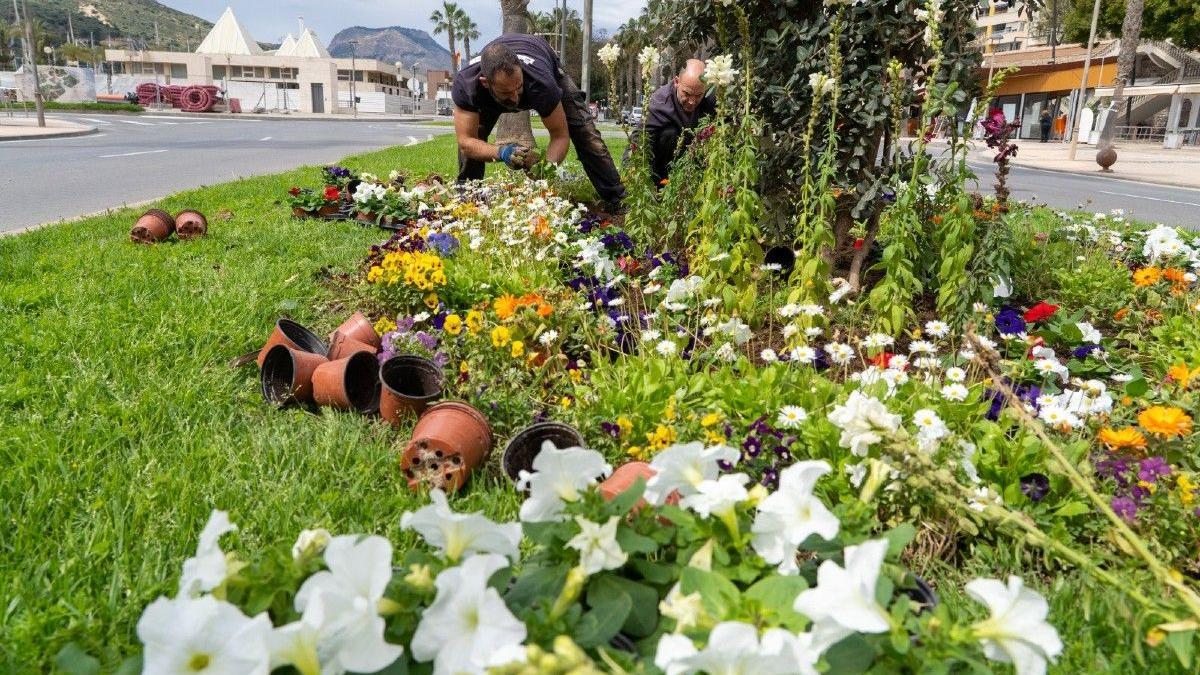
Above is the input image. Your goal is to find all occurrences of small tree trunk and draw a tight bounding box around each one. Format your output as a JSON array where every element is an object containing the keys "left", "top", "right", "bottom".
[
  {"left": 496, "top": 0, "right": 535, "bottom": 147},
  {"left": 1096, "top": 0, "right": 1144, "bottom": 153}
]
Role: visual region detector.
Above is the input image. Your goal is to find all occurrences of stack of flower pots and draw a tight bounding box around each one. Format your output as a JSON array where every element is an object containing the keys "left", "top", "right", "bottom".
[{"left": 258, "top": 313, "right": 382, "bottom": 413}]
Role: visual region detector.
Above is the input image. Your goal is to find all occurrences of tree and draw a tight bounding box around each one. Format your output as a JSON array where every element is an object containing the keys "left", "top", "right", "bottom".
[
  {"left": 1095, "top": 0, "right": 1144, "bottom": 161},
  {"left": 430, "top": 2, "right": 461, "bottom": 74},
  {"left": 1065, "top": 0, "right": 1199, "bottom": 50},
  {"left": 458, "top": 12, "right": 480, "bottom": 64},
  {"left": 496, "top": 0, "right": 535, "bottom": 149}
]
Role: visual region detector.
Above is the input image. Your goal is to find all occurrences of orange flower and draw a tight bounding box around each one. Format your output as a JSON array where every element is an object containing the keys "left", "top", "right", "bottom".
[
  {"left": 536, "top": 302, "right": 554, "bottom": 318},
  {"left": 659, "top": 178, "right": 669, "bottom": 186},
  {"left": 493, "top": 293, "right": 519, "bottom": 320},
  {"left": 932, "top": 215, "right": 944, "bottom": 225},
  {"left": 518, "top": 293, "right": 543, "bottom": 307},
  {"left": 1097, "top": 426, "right": 1147, "bottom": 451},
  {"left": 1164, "top": 268, "right": 1187, "bottom": 283},
  {"left": 1113, "top": 308, "right": 1129, "bottom": 321},
  {"left": 1133, "top": 267, "right": 1162, "bottom": 287},
  {"left": 1138, "top": 406, "right": 1193, "bottom": 439},
  {"left": 1167, "top": 363, "right": 1200, "bottom": 389},
  {"left": 532, "top": 216, "right": 552, "bottom": 239},
  {"left": 1147, "top": 309, "right": 1164, "bottom": 323}
]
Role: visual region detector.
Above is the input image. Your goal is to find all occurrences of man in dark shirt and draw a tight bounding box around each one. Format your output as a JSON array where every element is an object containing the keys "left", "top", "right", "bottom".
[
  {"left": 643, "top": 59, "right": 717, "bottom": 185},
  {"left": 451, "top": 35, "right": 626, "bottom": 210}
]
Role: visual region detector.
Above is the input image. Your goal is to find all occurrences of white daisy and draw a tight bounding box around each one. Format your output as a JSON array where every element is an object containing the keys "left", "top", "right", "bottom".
[{"left": 776, "top": 406, "right": 809, "bottom": 429}]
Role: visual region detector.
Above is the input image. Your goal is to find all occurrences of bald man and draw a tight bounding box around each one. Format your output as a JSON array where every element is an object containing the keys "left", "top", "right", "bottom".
[{"left": 642, "top": 59, "right": 718, "bottom": 185}]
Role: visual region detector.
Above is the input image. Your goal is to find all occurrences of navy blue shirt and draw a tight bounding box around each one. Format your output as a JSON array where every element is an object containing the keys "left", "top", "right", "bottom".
[
  {"left": 451, "top": 34, "right": 564, "bottom": 118},
  {"left": 645, "top": 82, "right": 717, "bottom": 136}
]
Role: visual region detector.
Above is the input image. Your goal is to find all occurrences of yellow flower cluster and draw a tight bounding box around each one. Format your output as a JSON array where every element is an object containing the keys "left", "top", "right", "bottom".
[
  {"left": 366, "top": 250, "right": 447, "bottom": 291},
  {"left": 645, "top": 424, "right": 677, "bottom": 451},
  {"left": 1178, "top": 475, "right": 1197, "bottom": 507}
]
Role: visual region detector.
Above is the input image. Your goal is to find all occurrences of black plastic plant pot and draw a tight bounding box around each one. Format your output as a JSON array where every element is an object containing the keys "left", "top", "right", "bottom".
[
  {"left": 502, "top": 421, "right": 586, "bottom": 482},
  {"left": 260, "top": 344, "right": 327, "bottom": 407},
  {"left": 901, "top": 573, "right": 939, "bottom": 614},
  {"left": 764, "top": 246, "right": 796, "bottom": 277},
  {"left": 379, "top": 355, "right": 445, "bottom": 427}
]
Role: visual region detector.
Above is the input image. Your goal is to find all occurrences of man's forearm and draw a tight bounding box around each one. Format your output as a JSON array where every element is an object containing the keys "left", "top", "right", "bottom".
[
  {"left": 546, "top": 135, "right": 570, "bottom": 164},
  {"left": 460, "top": 137, "right": 500, "bottom": 163}
]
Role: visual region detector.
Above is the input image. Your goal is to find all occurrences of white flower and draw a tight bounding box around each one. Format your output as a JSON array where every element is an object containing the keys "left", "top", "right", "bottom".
[
  {"left": 656, "top": 339, "right": 679, "bottom": 357},
  {"left": 642, "top": 329, "right": 662, "bottom": 342},
  {"left": 752, "top": 461, "right": 840, "bottom": 574},
  {"left": 291, "top": 535, "right": 405, "bottom": 675},
  {"left": 400, "top": 488, "right": 521, "bottom": 563},
  {"left": 829, "top": 278, "right": 852, "bottom": 304},
  {"left": 718, "top": 318, "right": 752, "bottom": 345},
  {"left": 638, "top": 46, "right": 662, "bottom": 78},
  {"left": 643, "top": 282, "right": 662, "bottom": 295},
  {"left": 659, "top": 584, "right": 706, "bottom": 633},
  {"left": 783, "top": 324, "right": 799, "bottom": 339},
  {"left": 538, "top": 330, "right": 559, "bottom": 345},
  {"left": 966, "top": 576, "right": 1063, "bottom": 675},
  {"left": 809, "top": 72, "right": 834, "bottom": 97},
  {"left": 138, "top": 595, "right": 271, "bottom": 675},
  {"left": 1038, "top": 405, "right": 1081, "bottom": 429},
  {"left": 714, "top": 342, "right": 738, "bottom": 362},
  {"left": 827, "top": 391, "right": 902, "bottom": 457},
  {"left": 794, "top": 539, "right": 891, "bottom": 646},
  {"left": 292, "top": 528, "right": 332, "bottom": 561},
  {"left": 912, "top": 408, "right": 949, "bottom": 450},
  {"left": 825, "top": 342, "right": 855, "bottom": 365},
  {"left": 790, "top": 346, "right": 817, "bottom": 364},
  {"left": 941, "top": 383, "right": 969, "bottom": 402},
  {"left": 887, "top": 354, "right": 908, "bottom": 370},
  {"left": 598, "top": 42, "right": 620, "bottom": 67},
  {"left": 913, "top": 356, "right": 940, "bottom": 370},
  {"left": 646, "top": 442, "right": 739, "bottom": 505},
  {"left": 179, "top": 510, "right": 237, "bottom": 597},
  {"left": 664, "top": 275, "right": 704, "bottom": 305},
  {"left": 845, "top": 462, "right": 867, "bottom": 488},
  {"left": 680, "top": 473, "right": 750, "bottom": 518},
  {"left": 411, "top": 554, "right": 527, "bottom": 675},
  {"left": 805, "top": 327, "right": 824, "bottom": 338},
  {"left": 799, "top": 304, "right": 824, "bottom": 317},
  {"left": 517, "top": 443, "right": 612, "bottom": 522},
  {"left": 1075, "top": 322, "right": 1102, "bottom": 344},
  {"left": 655, "top": 622, "right": 808, "bottom": 675},
  {"left": 761, "top": 348, "right": 779, "bottom": 363},
  {"left": 862, "top": 333, "right": 894, "bottom": 349},
  {"left": 945, "top": 366, "right": 966, "bottom": 382},
  {"left": 776, "top": 405, "right": 808, "bottom": 429},
  {"left": 703, "top": 54, "right": 739, "bottom": 87},
  {"left": 566, "top": 516, "right": 628, "bottom": 574},
  {"left": 924, "top": 320, "right": 950, "bottom": 338},
  {"left": 959, "top": 440, "right": 981, "bottom": 484},
  {"left": 778, "top": 303, "right": 801, "bottom": 318},
  {"left": 968, "top": 486, "right": 1004, "bottom": 512},
  {"left": 991, "top": 275, "right": 1013, "bottom": 299}
]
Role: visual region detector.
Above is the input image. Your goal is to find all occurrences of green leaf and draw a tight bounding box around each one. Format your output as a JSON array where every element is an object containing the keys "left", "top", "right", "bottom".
[
  {"left": 1166, "top": 629, "right": 1195, "bottom": 668},
  {"left": 113, "top": 656, "right": 143, "bottom": 675},
  {"left": 609, "top": 477, "right": 647, "bottom": 515},
  {"left": 616, "top": 526, "right": 658, "bottom": 555},
  {"left": 54, "top": 643, "right": 100, "bottom": 675},
  {"left": 630, "top": 558, "right": 675, "bottom": 585},
  {"left": 1125, "top": 378, "right": 1149, "bottom": 398},
  {"left": 745, "top": 575, "right": 809, "bottom": 631},
  {"left": 575, "top": 592, "right": 632, "bottom": 648},
  {"left": 505, "top": 564, "right": 567, "bottom": 611},
  {"left": 823, "top": 633, "right": 876, "bottom": 673},
  {"left": 680, "top": 567, "right": 740, "bottom": 621},
  {"left": 1053, "top": 501, "right": 1092, "bottom": 518},
  {"left": 884, "top": 523, "right": 916, "bottom": 556},
  {"left": 589, "top": 574, "right": 661, "bottom": 638}
]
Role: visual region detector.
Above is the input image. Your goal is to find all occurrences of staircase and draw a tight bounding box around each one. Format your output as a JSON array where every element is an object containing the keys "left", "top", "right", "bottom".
[{"left": 1114, "top": 42, "right": 1200, "bottom": 126}]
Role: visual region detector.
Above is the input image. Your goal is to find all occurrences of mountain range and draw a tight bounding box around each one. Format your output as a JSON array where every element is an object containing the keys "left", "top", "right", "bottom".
[
  {"left": 13, "top": 0, "right": 214, "bottom": 51},
  {"left": 328, "top": 26, "right": 454, "bottom": 73}
]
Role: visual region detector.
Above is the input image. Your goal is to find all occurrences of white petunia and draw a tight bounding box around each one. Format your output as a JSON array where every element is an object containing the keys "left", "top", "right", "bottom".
[
  {"left": 752, "top": 461, "right": 840, "bottom": 574},
  {"left": 566, "top": 516, "right": 628, "bottom": 574},
  {"left": 654, "top": 621, "right": 809, "bottom": 675},
  {"left": 292, "top": 528, "right": 332, "bottom": 561},
  {"left": 1075, "top": 322, "right": 1102, "bottom": 344},
  {"left": 179, "top": 510, "right": 237, "bottom": 597},
  {"left": 411, "top": 554, "right": 527, "bottom": 675},
  {"left": 827, "top": 391, "right": 902, "bottom": 457},
  {"left": 646, "top": 442, "right": 739, "bottom": 505},
  {"left": 680, "top": 473, "right": 750, "bottom": 519},
  {"left": 793, "top": 539, "right": 892, "bottom": 647},
  {"left": 517, "top": 443, "right": 612, "bottom": 522},
  {"left": 966, "top": 576, "right": 1063, "bottom": 675},
  {"left": 138, "top": 595, "right": 272, "bottom": 675},
  {"left": 400, "top": 488, "right": 521, "bottom": 563},
  {"left": 776, "top": 405, "right": 808, "bottom": 429}
]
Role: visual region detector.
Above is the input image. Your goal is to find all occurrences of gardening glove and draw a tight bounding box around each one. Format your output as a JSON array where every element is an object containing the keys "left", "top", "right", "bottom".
[{"left": 497, "top": 143, "right": 521, "bottom": 168}]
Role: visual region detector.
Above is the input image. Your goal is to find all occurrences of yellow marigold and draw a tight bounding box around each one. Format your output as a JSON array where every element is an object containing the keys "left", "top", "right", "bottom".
[
  {"left": 443, "top": 314, "right": 463, "bottom": 335},
  {"left": 466, "top": 310, "right": 484, "bottom": 334},
  {"left": 1133, "top": 267, "right": 1162, "bottom": 287},
  {"left": 1139, "top": 406, "right": 1193, "bottom": 438},
  {"left": 494, "top": 294, "right": 519, "bottom": 320},
  {"left": 491, "top": 325, "right": 511, "bottom": 348},
  {"left": 510, "top": 340, "right": 525, "bottom": 358},
  {"left": 1164, "top": 268, "right": 1187, "bottom": 283},
  {"left": 1167, "top": 363, "right": 1200, "bottom": 389},
  {"left": 1097, "top": 426, "right": 1147, "bottom": 450}
]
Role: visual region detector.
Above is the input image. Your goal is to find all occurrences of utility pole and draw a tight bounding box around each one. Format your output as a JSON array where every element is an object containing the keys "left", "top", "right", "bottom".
[
  {"left": 1067, "top": 0, "right": 1102, "bottom": 160},
  {"left": 560, "top": 0, "right": 567, "bottom": 58},
  {"left": 348, "top": 39, "right": 358, "bottom": 118},
  {"left": 581, "top": 0, "right": 592, "bottom": 99},
  {"left": 154, "top": 20, "right": 159, "bottom": 47},
  {"left": 20, "top": 0, "right": 44, "bottom": 126}
]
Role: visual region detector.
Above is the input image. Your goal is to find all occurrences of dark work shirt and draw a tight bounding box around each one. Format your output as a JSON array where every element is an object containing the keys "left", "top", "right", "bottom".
[
  {"left": 645, "top": 82, "right": 717, "bottom": 136},
  {"left": 451, "top": 34, "right": 564, "bottom": 118}
]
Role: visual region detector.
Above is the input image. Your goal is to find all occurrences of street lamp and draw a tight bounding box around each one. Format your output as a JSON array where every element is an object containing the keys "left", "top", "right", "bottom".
[
  {"left": 347, "top": 39, "right": 358, "bottom": 118},
  {"left": 43, "top": 45, "right": 54, "bottom": 66}
]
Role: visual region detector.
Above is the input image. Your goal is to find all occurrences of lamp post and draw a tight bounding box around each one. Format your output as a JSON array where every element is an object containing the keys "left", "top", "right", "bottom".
[
  {"left": 347, "top": 39, "right": 358, "bottom": 118},
  {"left": 1067, "top": 0, "right": 1102, "bottom": 160}
]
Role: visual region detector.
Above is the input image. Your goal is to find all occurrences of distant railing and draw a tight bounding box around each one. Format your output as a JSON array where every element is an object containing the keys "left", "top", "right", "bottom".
[{"left": 1114, "top": 125, "right": 1166, "bottom": 142}]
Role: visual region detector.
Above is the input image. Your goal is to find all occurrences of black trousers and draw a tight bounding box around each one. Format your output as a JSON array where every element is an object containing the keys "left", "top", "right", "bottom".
[
  {"left": 646, "top": 127, "right": 681, "bottom": 186},
  {"left": 457, "top": 74, "right": 626, "bottom": 203}
]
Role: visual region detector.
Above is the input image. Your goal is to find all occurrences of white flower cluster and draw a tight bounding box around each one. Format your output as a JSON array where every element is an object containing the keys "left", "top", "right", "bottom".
[
  {"left": 703, "top": 54, "right": 739, "bottom": 88},
  {"left": 809, "top": 72, "right": 834, "bottom": 97},
  {"left": 1143, "top": 223, "right": 1199, "bottom": 267},
  {"left": 638, "top": 47, "right": 662, "bottom": 78},
  {"left": 353, "top": 181, "right": 388, "bottom": 204},
  {"left": 597, "top": 42, "right": 620, "bottom": 68}
]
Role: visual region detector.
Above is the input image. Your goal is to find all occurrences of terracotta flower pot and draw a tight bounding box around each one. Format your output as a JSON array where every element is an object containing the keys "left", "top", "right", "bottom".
[
  {"left": 257, "top": 318, "right": 329, "bottom": 368},
  {"left": 599, "top": 462, "right": 657, "bottom": 502},
  {"left": 502, "top": 421, "right": 586, "bottom": 482},
  {"left": 332, "top": 311, "right": 381, "bottom": 349},
  {"left": 292, "top": 207, "right": 310, "bottom": 218},
  {"left": 130, "top": 208, "right": 175, "bottom": 244},
  {"left": 260, "top": 344, "right": 328, "bottom": 406},
  {"left": 317, "top": 204, "right": 340, "bottom": 217},
  {"left": 379, "top": 355, "right": 444, "bottom": 427},
  {"left": 356, "top": 211, "right": 378, "bottom": 224},
  {"left": 175, "top": 210, "right": 209, "bottom": 239},
  {"left": 312, "top": 351, "right": 381, "bottom": 413},
  {"left": 328, "top": 332, "right": 377, "bottom": 361},
  {"left": 401, "top": 401, "right": 493, "bottom": 492}
]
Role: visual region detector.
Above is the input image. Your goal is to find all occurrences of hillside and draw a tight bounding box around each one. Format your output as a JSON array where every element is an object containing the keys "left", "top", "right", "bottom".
[
  {"left": 11, "top": 0, "right": 211, "bottom": 51},
  {"left": 329, "top": 25, "right": 454, "bottom": 73}
]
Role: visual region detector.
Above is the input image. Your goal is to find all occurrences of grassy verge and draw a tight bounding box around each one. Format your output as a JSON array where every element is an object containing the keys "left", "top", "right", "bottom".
[
  {"left": 0, "top": 134, "right": 629, "bottom": 670},
  {"left": 35, "top": 101, "right": 146, "bottom": 113}
]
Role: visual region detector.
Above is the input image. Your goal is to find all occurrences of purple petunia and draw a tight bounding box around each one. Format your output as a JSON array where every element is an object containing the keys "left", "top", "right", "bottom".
[
  {"left": 994, "top": 307, "right": 1027, "bottom": 335},
  {"left": 426, "top": 232, "right": 460, "bottom": 257},
  {"left": 1020, "top": 473, "right": 1051, "bottom": 502}
]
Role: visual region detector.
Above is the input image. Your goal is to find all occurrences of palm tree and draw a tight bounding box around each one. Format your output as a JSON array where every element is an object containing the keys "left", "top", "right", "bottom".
[
  {"left": 430, "top": 2, "right": 461, "bottom": 74},
  {"left": 457, "top": 11, "right": 480, "bottom": 64},
  {"left": 1096, "top": 0, "right": 1145, "bottom": 166}
]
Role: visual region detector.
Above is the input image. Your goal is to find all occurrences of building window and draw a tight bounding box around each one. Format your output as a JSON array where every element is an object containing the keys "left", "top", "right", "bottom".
[
  {"left": 170, "top": 64, "right": 187, "bottom": 78},
  {"left": 269, "top": 67, "right": 280, "bottom": 79},
  {"left": 213, "top": 65, "right": 226, "bottom": 80}
]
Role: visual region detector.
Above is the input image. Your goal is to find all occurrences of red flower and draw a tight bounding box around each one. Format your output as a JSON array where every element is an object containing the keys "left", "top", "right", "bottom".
[
  {"left": 1023, "top": 302, "right": 1059, "bottom": 323},
  {"left": 323, "top": 186, "right": 340, "bottom": 201},
  {"left": 870, "top": 352, "right": 895, "bottom": 368},
  {"left": 853, "top": 238, "right": 865, "bottom": 250},
  {"left": 288, "top": 187, "right": 301, "bottom": 196}
]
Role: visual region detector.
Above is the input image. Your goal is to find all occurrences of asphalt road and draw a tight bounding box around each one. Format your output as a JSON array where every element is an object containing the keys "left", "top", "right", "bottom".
[{"left": 0, "top": 113, "right": 437, "bottom": 233}]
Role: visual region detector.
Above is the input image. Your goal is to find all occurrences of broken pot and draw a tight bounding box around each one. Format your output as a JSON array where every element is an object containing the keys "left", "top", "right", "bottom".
[
  {"left": 379, "top": 355, "right": 444, "bottom": 426},
  {"left": 312, "top": 351, "right": 381, "bottom": 413},
  {"left": 502, "top": 421, "right": 586, "bottom": 482},
  {"left": 130, "top": 208, "right": 175, "bottom": 244},
  {"left": 175, "top": 210, "right": 208, "bottom": 239},
  {"left": 401, "top": 401, "right": 493, "bottom": 493},
  {"left": 257, "top": 318, "right": 329, "bottom": 368},
  {"left": 260, "top": 344, "right": 328, "bottom": 406}
]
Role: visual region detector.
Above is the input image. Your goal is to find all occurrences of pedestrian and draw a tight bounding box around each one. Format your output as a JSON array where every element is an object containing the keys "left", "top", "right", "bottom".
[
  {"left": 1039, "top": 108, "right": 1052, "bottom": 143},
  {"left": 641, "top": 59, "right": 717, "bottom": 186},
  {"left": 450, "top": 35, "right": 626, "bottom": 213}
]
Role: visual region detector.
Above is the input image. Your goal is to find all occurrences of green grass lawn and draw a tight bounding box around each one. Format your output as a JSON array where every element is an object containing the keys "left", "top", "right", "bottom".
[{"left": 0, "top": 134, "right": 624, "bottom": 670}]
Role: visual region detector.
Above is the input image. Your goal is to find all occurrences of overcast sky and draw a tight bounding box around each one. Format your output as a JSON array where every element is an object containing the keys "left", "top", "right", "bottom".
[{"left": 161, "top": 1, "right": 646, "bottom": 47}]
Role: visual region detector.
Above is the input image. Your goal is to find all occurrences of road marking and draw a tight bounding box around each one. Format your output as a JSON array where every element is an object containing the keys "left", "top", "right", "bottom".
[
  {"left": 1095, "top": 190, "right": 1200, "bottom": 208},
  {"left": 77, "top": 117, "right": 111, "bottom": 125},
  {"left": 259, "top": 136, "right": 272, "bottom": 141},
  {"left": 119, "top": 119, "right": 154, "bottom": 126},
  {"left": 99, "top": 149, "right": 168, "bottom": 158}
]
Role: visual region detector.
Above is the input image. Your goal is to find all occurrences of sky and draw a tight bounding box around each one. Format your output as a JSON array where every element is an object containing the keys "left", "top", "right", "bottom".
[{"left": 160, "top": 1, "right": 647, "bottom": 48}]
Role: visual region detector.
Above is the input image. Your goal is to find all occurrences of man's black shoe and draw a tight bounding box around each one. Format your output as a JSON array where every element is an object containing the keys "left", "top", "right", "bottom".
[{"left": 599, "top": 200, "right": 628, "bottom": 216}]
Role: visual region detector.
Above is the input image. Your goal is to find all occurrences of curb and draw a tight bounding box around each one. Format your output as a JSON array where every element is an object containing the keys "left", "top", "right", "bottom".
[{"left": 0, "top": 125, "right": 99, "bottom": 142}]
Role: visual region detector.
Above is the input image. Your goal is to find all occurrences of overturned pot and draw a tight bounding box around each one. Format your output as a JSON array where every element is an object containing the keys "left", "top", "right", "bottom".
[
  {"left": 401, "top": 401, "right": 493, "bottom": 493},
  {"left": 175, "top": 209, "right": 209, "bottom": 239},
  {"left": 312, "top": 351, "right": 381, "bottom": 413},
  {"left": 502, "top": 421, "right": 586, "bottom": 482},
  {"left": 328, "top": 332, "right": 377, "bottom": 361},
  {"left": 763, "top": 246, "right": 796, "bottom": 277},
  {"left": 260, "top": 344, "right": 328, "bottom": 406},
  {"left": 257, "top": 318, "right": 329, "bottom": 368},
  {"left": 379, "top": 355, "right": 444, "bottom": 427},
  {"left": 332, "top": 311, "right": 381, "bottom": 349},
  {"left": 599, "top": 461, "right": 657, "bottom": 503},
  {"left": 130, "top": 208, "right": 176, "bottom": 244}
]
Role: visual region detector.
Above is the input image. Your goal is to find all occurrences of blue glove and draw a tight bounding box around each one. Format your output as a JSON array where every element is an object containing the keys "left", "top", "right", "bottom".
[{"left": 497, "top": 143, "right": 520, "bottom": 168}]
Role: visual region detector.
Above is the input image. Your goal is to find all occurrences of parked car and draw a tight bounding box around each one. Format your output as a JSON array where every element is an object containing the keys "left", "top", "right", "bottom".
[{"left": 626, "top": 106, "right": 644, "bottom": 126}]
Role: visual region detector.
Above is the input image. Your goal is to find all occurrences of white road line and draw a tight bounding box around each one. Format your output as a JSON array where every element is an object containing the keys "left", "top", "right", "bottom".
[
  {"left": 77, "top": 117, "right": 111, "bottom": 125},
  {"left": 119, "top": 120, "right": 154, "bottom": 126},
  {"left": 99, "top": 149, "right": 168, "bottom": 158},
  {"left": 406, "top": 136, "right": 419, "bottom": 146},
  {"left": 259, "top": 136, "right": 272, "bottom": 141},
  {"left": 1095, "top": 190, "right": 1200, "bottom": 208}
]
